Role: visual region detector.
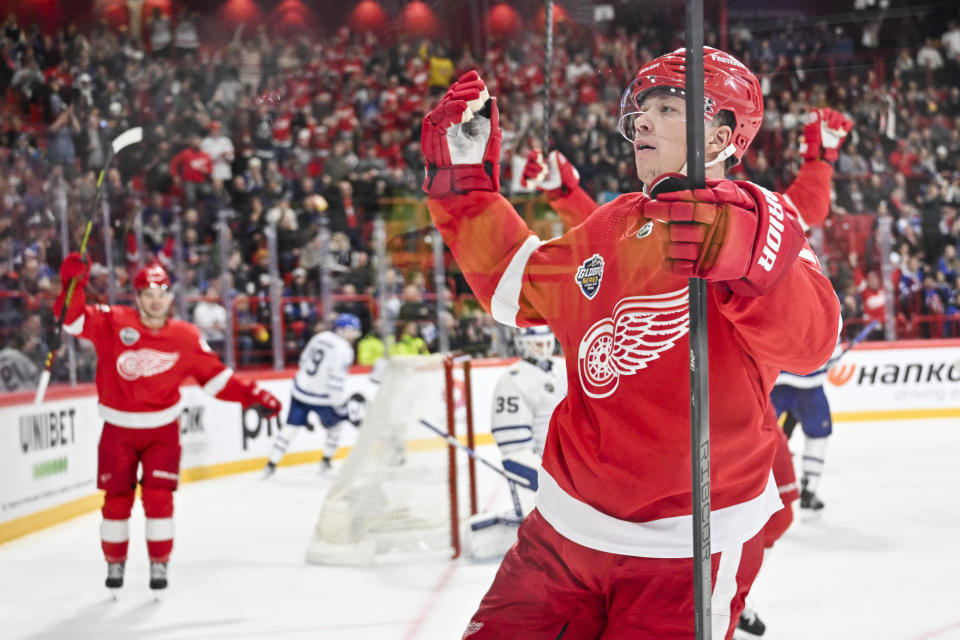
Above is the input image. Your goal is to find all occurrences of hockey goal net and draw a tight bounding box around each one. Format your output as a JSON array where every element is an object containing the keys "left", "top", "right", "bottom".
[{"left": 305, "top": 354, "right": 478, "bottom": 564}]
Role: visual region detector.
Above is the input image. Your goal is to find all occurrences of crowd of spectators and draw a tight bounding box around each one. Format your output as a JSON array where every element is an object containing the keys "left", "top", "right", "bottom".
[{"left": 1, "top": 2, "right": 960, "bottom": 391}]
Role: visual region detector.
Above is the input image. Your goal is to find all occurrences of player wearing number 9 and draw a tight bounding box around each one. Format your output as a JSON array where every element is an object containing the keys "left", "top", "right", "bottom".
[{"left": 263, "top": 314, "right": 362, "bottom": 476}]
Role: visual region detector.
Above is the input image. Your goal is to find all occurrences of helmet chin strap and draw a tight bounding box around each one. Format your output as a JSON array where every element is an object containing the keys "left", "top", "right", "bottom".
[
  {"left": 639, "top": 143, "right": 737, "bottom": 195},
  {"left": 680, "top": 142, "right": 737, "bottom": 174}
]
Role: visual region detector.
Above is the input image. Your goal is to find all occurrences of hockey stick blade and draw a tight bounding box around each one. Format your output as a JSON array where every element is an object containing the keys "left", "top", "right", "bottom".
[
  {"left": 34, "top": 370, "right": 51, "bottom": 404},
  {"left": 111, "top": 127, "right": 143, "bottom": 154}
]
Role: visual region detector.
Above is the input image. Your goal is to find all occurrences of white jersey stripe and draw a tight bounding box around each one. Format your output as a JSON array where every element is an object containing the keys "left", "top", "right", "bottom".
[
  {"left": 491, "top": 235, "right": 542, "bottom": 327},
  {"left": 63, "top": 314, "right": 85, "bottom": 335},
  {"left": 202, "top": 367, "right": 233, "bottom": 396},
  {"left": 99, "top": 402, "right": 182, "bottom": 428},
  {"left": 710, "top": 541, "right": 743, "bottom": 639},
  {"left": 536, "top": 469, "right": 781, "bottom": 558}
]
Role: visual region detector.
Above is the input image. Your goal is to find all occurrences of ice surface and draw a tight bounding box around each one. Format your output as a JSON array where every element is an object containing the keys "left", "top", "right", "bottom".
[{"left": 1, "top": 420, "right": 958, "bottom": 639}]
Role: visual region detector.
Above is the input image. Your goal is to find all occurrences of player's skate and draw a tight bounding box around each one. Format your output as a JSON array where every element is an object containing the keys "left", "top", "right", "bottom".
[
  {"left": 319, "top": 456, "right": 333, "bottom": 474},
  {"left": 262, "top": 461, "right": 277, "bottom": 479},
  {"left": 105, "top": 561, "right": 125, "bottom": 598},
  {"left": 149, "top": 561, "right": 168, "bottom": 595},
  {"left": 734, "top": 603, "right": 766, "bottom": 639},
  {"left": 800, "top": 477, "right": 824, "bottom": 515}
]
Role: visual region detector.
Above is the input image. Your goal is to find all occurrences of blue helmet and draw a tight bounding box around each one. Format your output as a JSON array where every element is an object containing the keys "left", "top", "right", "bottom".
[{"left": 333, "top": 313, "right": 361, "bottom": 333}]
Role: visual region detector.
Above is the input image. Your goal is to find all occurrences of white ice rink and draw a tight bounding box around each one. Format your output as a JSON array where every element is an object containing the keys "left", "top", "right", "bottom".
[{"left": 1, "top": 418, "right": 959, "bottom": 640}]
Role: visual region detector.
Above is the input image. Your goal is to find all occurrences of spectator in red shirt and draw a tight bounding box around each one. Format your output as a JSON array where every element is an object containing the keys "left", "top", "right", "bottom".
[{"left": 169, "top": 135, "right": 212, "bottom": 205}]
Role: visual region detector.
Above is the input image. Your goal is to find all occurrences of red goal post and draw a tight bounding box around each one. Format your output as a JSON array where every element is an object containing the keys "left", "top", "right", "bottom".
[{"left": 306, "top": 354, "right": 478, "bottom": 564}]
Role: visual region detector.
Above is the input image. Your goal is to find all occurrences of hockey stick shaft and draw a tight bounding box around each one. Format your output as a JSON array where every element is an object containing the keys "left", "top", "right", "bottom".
[
  {"left": 34, "top": 127, "right": 143, "bottom": 404},
  {"left": 683, "top": 2, "right": 711, "bottom": 638},
  {"left": 837, "top": 320, "right": 879, "bottom": 360},
  {"left": 543, "top": 0, "right": 554, "bottom": 148},
  {"left": 419, "top": 419, "right": 524, "bottom": 518},
  {"left": 419, "top": 419, "right": 514, "bottom": 480}
]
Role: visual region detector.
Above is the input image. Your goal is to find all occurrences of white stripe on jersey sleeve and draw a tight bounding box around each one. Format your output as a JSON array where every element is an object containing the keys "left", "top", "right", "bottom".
[
  {"left": 203, "top": 367, "right": 233, "bottom": 396},
  {"left": 63, "top": 314, "right": 85, "bottom": 335},
  {"left": 491, "top": 235, "right": 542, "bottom": 327}
]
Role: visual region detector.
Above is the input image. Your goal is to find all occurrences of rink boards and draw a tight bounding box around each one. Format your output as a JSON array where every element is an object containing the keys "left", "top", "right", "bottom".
[{"left": 2, "top": 341, "right": 959, "bottom": 543}]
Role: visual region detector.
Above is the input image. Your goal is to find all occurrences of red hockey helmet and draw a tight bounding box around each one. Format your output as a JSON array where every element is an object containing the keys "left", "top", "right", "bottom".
[
  {"left": 134, "top": 263, "right": 171, "bottom": 291},
  {"left": 618, "top": 47, "right": 763, "bottom": 166}
]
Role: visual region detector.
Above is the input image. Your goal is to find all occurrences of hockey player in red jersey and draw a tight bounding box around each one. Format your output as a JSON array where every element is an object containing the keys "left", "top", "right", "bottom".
[
  {"left": 519, "top": 107, "right": 852, "bottom": 640},
  {"left": 423, "top": 47, "right": 840, "bottom": 639},
  {"left": 54, "top": 255, "right": 281, "bottom": 593}
]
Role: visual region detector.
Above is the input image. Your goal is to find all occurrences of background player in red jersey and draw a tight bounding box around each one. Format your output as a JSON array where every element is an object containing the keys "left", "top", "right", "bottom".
[
  {"left": 54, "top": 254, "right": 280, "bottom": 594},
  {"left": 423, "top": 47, "right": 840, "bottom": 639}
]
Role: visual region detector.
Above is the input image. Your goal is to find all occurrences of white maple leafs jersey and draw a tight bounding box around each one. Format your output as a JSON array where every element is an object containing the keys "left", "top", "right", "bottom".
[
  {"left": 491, "top": 358, "right": 567, "bottom": 457},
  {"left": 292, "top": 331, "right": 354, "bottom": 408}
]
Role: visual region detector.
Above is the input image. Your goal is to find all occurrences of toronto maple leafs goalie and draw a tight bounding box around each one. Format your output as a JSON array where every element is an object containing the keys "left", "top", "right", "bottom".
[{"left": 468, "top": 326, "right": 567, "bottom": 558}]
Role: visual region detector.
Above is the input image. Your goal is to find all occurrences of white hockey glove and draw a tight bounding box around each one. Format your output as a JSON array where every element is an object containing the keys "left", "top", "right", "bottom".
[{"left": 421, "top": 70, "right": 501, "bottom": 198}]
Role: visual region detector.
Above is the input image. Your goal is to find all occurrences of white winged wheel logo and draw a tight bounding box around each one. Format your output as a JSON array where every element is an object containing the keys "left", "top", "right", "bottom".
[
  {"left": 116, "top": 348, "right": 180, "bottom": 381},
  {"left": 577, "top": 289, "right": 690, "bottom": 398}
]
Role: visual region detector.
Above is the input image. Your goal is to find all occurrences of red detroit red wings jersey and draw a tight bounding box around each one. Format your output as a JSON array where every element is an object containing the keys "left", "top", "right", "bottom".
[
  {"left": 428, "top": 187, "right": 840, "bottom": 557},
  {"left": 64, "top": 304, "right": 245, "bottom": 427}
]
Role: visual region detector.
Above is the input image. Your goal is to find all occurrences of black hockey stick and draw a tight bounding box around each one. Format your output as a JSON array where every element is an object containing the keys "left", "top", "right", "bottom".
[
  {"left": 832, "top": 320, "right": 880, "bottom": 365},
  {"left": 543, "top": 0, "right": 554, "bottom": 149},
  {"left": 35, "top": 127, "right": 143, "bottom": 404},
  {"left": 419, "top": 419, "right": 524, "bottom": 518},
  {"left": 684, "top": 3, "right": 711, "bottom": 638}
]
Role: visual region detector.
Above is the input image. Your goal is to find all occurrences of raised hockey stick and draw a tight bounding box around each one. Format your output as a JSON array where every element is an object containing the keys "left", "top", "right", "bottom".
[
  {"left": 419, "top": 419, "right": 524, "bottom": 518},
  {"left": 34, "top": 127, "right": 144, "bottom": 404},
  {"left": 543, "top": 0, "right": 554, "bottom": 149},
  {"left": 683, "top": 3, "right": 711, "bottom": 638}
]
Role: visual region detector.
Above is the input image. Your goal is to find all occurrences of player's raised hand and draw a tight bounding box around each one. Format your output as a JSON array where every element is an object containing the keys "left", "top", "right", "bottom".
[
  {"left": 249, "top": 387, "right": 281, "bottom": 419},
  {"left": 60, "top": 251, "right": 91, "bottom": 287},
  {"left": 421, "top": 70, "right": 501, "bottom": 197},
  {"left": 799, "top": 108, "right": 853, "bottom": 163},
  {"left": 521, "top": 149, "right": 580, "bottom": 193},
  {"left": 645, "top": 174, "right": 807, "bottom": 296}
]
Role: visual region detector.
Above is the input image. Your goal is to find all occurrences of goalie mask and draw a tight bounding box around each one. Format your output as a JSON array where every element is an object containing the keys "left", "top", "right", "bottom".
[
  {"left": 617, "top": 46, "right": 763, "bottom": 167},
  {"left": 515, "top": 326, "right": 555, "bottom": 363}
]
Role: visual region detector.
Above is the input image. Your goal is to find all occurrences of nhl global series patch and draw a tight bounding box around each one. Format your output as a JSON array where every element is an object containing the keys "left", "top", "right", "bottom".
[{"left": 575, "top": 254, "right": 604, "bottom": 300}]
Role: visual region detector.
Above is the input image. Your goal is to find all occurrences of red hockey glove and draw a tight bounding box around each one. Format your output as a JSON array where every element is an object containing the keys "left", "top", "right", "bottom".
[
  {"left": 646, "top": 175, "right": 807, "bottom": 297},
  {"left": 249, "top": 387, "right": 281, "bottom": 419},
  {"left": 422, "top": 71, "right": 501, "bottom": 198},
  {"left": 798, "top": 108, "right": 853, "bottom": 163},
  {"left": 521, "top": 149, "right": 580, "bottom": 194},
  {"left": 60, "top": 251, "right": 90, "bottom": 288}
]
